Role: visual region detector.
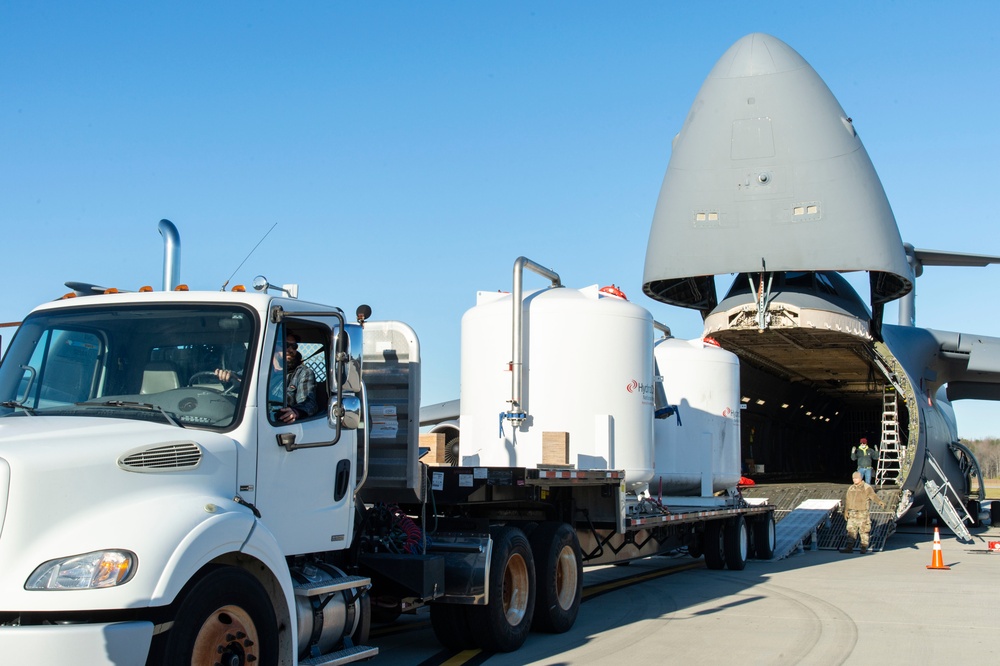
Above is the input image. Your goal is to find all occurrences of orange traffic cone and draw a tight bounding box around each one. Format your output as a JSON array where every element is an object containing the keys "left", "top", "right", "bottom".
[{"left": 926, "top": 526, "right": 951, "bottom": 570}]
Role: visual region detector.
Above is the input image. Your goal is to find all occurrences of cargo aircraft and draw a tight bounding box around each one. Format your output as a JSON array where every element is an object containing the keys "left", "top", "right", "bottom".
[{"left": 642, "top": 33, "right": 999, "bottom": 539}]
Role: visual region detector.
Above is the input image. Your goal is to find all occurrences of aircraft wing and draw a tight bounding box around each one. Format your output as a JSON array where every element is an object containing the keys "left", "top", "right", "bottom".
[
  {"left": 419, "top": 398, "right": 460, "bottom": 426},
  {"left": 926, "top": 328, "right": 1000, "bottom": 401},
  {"left": 912, "top": 248, "right": 1000, "bottom": 270}
]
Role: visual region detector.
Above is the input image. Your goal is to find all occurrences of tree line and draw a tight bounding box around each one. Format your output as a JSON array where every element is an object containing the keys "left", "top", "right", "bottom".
[{"left": 963, "top": 438, "right": 1000, "bottom": 480}]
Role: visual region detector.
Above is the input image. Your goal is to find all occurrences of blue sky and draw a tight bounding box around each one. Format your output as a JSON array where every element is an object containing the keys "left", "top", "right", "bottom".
[{"left": 2, "top": 2, "right": 999, "bottom": 437}]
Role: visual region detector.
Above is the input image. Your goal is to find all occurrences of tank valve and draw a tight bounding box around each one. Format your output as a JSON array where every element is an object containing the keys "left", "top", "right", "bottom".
[{"left": 499, "top": 407, "right": 526, "bottom": 436}]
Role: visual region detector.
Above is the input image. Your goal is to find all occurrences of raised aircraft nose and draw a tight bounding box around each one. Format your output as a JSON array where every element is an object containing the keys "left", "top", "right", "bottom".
[{"left": 643, "top": 33, "right": 911, "bottom": 312}]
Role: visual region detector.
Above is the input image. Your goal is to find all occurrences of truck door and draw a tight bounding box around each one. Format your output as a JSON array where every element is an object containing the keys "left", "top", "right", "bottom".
[{"left": 252, "top": 317, "right": 357, "bottom": 555}]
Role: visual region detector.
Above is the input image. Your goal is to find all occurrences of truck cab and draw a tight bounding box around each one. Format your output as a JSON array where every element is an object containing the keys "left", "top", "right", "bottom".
[{"left": 0, "top": 289, "right": 375, "bottom": 665}]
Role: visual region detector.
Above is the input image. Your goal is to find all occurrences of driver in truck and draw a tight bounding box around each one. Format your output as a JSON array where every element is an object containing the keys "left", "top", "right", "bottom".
[
  {"left": 277, "top": 333, "right": 318, "bottom": 423},
  {"left": 214, "top": 332, "right": 319, "bottom": 423}
]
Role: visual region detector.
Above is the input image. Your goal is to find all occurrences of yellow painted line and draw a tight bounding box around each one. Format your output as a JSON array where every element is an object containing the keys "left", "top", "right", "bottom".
[
  {"left": 439, "top": 650, "right": 482, "bottom": 665},
  {"left": 582, "top": 561, "right": 704, "bottom": 599}
]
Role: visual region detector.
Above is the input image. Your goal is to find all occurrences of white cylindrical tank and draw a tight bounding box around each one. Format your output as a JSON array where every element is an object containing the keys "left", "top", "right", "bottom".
[
  {"left": 460, "top": 285, "right": 654, "bottom": 489},
  {"left": 652, "top": 337, "right": 741, "bottom": 496}
]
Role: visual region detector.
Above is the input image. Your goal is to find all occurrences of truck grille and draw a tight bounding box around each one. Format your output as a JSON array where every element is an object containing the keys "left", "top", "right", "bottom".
[{"left": 118, "top": 442, "right": 202, "bottom": 471}]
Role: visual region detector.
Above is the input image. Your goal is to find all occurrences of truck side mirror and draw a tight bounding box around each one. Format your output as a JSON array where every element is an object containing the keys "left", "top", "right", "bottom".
[
  {"left": 332, "top": 324, "right": 364, "bottom": 395},
  {"left": 335, "top": 394, "right": 362, "bottom": 430}
]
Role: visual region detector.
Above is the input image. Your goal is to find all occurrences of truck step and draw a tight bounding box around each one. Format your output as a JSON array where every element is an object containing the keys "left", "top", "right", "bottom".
[
  {"left": 300, "top": 644, "right": 379, "bottom": 666},
  {"left": 293, "top": 575, "right": 371, "bottom": 598}
]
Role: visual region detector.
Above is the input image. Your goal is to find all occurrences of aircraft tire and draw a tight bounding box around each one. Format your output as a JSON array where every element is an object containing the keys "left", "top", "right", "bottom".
[
  {"left": 724, "top": 515, "right": 749, "bottom": 571},
  {"left": 529, "top": 521, "right": 583, "bottom": 634},
  {"left": 703, "top": 520, "right": 726, "bottom": 570},
  {"left": 967, "top": 499, "right": 982, "bottom": 528}
]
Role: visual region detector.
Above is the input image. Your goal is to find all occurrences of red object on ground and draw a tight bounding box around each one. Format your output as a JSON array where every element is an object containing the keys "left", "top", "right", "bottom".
[{"left": 738, "top": 476, "right": 755, "bottom": 486}]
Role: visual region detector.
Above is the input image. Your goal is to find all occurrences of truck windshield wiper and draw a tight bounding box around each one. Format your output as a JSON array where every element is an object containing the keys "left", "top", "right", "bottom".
[
  {"left": 75, "top": 400, "right": 185, "bottom": 428},
  {"left": 0, "top": 400, "right": 36, "bottom": 415}
]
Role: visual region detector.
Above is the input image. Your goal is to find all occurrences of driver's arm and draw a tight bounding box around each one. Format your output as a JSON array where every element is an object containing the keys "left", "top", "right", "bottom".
[{"left": 215, "top": 368, "right": 242, "bottom": 383}]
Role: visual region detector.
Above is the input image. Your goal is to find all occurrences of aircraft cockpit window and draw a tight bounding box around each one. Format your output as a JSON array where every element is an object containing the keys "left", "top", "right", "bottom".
[{"left": 783, "top": 272, "right": 813, "bottom": 289}]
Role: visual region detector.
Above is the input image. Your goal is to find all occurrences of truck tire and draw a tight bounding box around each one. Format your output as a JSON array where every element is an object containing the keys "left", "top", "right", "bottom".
[
  {"left": 154, "top": 567, "right": 278, "bottom": 666},
  {"left": 687, "top": 534, "right": 703, "bottom": 559},
  {"left": 429, "top": 603, "right": 476, "bottom": 651},
  {"left": 470, "top": 525, "right": 536, "bottom": 652},
  {"left": 703, "top": 520, "right": 726, "bottom": 570},
  {"left": 351, "top": 591, "right": 371, "bottom": 646},
  {"left": 724, "top": 516, "right": 749, "bottom": 571},
  {"left": 528, "top": 521, "right": 582, "bottom": 634},
  {"left": 751, "top": 513, "right": 776, "bottom": 560}
]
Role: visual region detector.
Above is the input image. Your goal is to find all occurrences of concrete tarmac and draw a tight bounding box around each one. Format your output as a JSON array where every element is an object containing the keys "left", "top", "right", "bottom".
[{"left": 370, "top": 522, "right": 1000, "bottom": 665}]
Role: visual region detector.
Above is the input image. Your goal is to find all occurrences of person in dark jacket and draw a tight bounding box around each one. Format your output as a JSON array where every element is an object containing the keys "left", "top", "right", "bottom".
[{"left": 851, "top": 437, "right": 879, "bottom": 484}]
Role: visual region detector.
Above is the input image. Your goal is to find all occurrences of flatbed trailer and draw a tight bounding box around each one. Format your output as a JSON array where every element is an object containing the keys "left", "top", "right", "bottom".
[{"left": 357, "top": 464, "right": 776, "bottom": 652}]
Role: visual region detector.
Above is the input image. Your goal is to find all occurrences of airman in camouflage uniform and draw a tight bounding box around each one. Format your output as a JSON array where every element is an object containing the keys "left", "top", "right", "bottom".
[{"left": 839, "top": 471, "right": 886, "bottom": 554}]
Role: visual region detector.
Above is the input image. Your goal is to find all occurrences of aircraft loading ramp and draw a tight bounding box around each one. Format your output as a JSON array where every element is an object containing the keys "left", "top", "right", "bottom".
[{"left": 744, "top": 482, "right": 899, "bottom": 558}]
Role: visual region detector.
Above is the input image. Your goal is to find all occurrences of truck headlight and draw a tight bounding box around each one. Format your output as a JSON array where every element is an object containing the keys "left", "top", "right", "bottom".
[{"left": 25, "top": 550, "right": 136, "bottom": 590}]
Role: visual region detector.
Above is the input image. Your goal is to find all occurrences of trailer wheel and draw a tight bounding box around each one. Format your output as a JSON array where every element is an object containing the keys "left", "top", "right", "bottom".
[
  {"left": 703, "top": 520, "right": 726, "bottom": 570},
  {"left": 155, "top": 567, "right": 278, "bottom": 666},
  {"left": 529, "top": 522, "right": 582, "bottom": 634},
  {"left": 751, "top": 513, "right": 776, "bottom": 560},
  {"left": 724, "top": 516, "right": 749, "bottom": 571},
  {"left": 687, "top": 534, "right": 703, "bottom": 559},
  {"left": 430, "top": 603, "right": 476, "bottom": 651},
  {"left": 991, "top": 500, "right": 999, "bottom": 527},
  {"left": 470, "top": 525, "right": 535, "bottom": 652}
]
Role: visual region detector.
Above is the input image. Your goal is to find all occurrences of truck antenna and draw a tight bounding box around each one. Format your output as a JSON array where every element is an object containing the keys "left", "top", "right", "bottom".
[{"left": 220, "top": 222, "right": 278, "bottom": 291}]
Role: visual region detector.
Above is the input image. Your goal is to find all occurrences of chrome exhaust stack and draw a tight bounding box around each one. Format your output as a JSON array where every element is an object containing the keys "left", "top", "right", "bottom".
[{"left": 158, "top": 219, "right": 181, "bottom": 291}]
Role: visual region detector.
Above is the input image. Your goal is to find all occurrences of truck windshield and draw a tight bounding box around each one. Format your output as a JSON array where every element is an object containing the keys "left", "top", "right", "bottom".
[{"left": 0, "top": 304, "right": 257, "bottom": 430}]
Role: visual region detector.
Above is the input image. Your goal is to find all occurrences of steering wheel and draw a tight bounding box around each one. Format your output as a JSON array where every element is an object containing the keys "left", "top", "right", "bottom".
[{"left": 188, "top": 370, "right": 224, "bottom": 388}]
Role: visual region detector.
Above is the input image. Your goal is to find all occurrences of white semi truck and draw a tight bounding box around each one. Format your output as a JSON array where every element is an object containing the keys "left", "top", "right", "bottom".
[{"left": 0, "top": 222, "right": 774, "bottom": 665}]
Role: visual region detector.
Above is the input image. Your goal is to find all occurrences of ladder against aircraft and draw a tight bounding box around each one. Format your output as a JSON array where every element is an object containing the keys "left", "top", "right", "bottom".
[{"left": 875, "top": 386, "right": 903, "bottom": 487}]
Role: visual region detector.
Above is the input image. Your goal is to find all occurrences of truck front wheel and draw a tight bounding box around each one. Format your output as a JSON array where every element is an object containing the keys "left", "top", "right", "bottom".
[{"left": 151, "top": 567, "right": 278, "bottom": 666}]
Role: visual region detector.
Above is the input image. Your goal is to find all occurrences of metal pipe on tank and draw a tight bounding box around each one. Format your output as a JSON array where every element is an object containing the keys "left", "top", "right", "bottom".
[
  {"left": 509, "top": 257, "right": 561, "bottom": 425},
  {"left": 653, "top": 320, "right": 672, "bottom": 338},
  {"left": 158, "top": 219, "right": 181, "bottom": 291}
]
